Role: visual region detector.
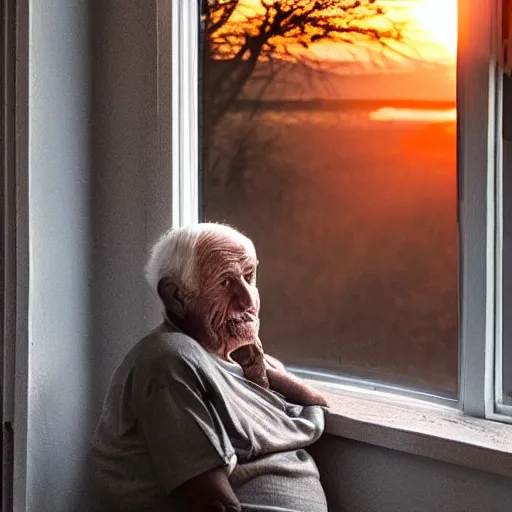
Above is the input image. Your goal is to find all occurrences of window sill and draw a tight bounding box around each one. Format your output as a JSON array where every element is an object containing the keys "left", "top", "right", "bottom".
[{"left": 308, "top": 380, "right": 512, "bottom": 479}]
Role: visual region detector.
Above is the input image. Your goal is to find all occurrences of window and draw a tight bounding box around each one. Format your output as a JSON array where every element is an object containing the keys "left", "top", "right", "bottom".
[
  {"left": 200, "top": 0, "right": 458, "bottom": 398},
  {"left": 172, "top": 0, "right": 512, "bottom": 423}
]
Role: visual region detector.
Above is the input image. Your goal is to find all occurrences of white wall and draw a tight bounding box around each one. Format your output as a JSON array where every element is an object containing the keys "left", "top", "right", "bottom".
[
  {"left": 26, "top": 1, "right": 171, "bottom": 510},
  {"left": 310, "top": 436, "right": 512, "bottom": 512},
  {"left": 28, "top": 1, "right": 92, "bottom": 509}
]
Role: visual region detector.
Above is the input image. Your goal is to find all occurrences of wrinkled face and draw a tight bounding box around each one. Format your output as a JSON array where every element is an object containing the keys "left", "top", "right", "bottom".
[{"left": 186, "top": 231, "right": 260, "bottom": 359}]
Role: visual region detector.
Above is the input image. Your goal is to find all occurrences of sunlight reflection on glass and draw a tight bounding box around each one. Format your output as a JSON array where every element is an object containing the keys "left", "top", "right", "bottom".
[{"left": 370, "top": 107, "right": 457, "bottom": 122}]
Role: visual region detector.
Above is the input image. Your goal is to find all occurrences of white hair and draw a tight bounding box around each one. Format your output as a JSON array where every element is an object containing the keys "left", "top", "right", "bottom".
[{"left": 145, "top": 223, "right": 256, "bottom": 294}]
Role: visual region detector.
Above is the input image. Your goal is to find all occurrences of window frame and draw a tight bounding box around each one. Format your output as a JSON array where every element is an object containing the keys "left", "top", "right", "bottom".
[
  {"left": 493, "top": 0, "right": 512, "bottom": 419},
  {"left": 171, "top": 0, "right": 200, "bottom": 227},
  {"left": 457, "top": 0, "right": 502, "bottom": 421},
  {"left": 171, "top": 0, "right": 512, "bottom": 423}
]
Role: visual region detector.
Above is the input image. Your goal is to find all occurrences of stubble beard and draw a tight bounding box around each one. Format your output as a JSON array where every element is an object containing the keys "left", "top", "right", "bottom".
[{"left": 188, "top": 298, "right": 260, "bottom": 361}]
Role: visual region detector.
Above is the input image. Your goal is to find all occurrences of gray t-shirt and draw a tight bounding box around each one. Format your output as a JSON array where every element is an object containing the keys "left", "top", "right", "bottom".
[{"left": 89, "top": 324, "right": 327, "bottom": 511}]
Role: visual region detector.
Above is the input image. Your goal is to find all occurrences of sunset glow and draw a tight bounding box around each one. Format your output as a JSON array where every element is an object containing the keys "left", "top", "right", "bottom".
[
  {"left": 406, "top": 0, "right": 458, "bottom": 58},
  {"left": 223, "top": 0, "right": 458, "bottom": 63},
  {"left": 370, "top": 107, "right": 456, "bottom": 122}
]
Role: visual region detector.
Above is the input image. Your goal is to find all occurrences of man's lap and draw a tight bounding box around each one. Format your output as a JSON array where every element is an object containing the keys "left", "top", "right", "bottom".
[{"left": 232, "top": 450, "right": 327, "bottom": 512}]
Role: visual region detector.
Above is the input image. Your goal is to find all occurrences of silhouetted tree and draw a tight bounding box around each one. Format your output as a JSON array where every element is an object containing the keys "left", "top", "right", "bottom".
[
  {"left": 201, "top": 0, "right": 406, "bottom": 136},
  {"left": 200, "top": 0, "right": 409, "bottom": 196}
]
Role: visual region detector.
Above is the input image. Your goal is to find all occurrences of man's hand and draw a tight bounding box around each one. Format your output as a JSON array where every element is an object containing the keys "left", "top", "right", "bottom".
[
  {"left": 176, "top": 466, "right": 241, "bottom": 511},
  {"left": 230, "top": 340, "right": 269, "bottom": 389},
  {"left": 231, "top": 341, "right": 328, "bottom": 407}
]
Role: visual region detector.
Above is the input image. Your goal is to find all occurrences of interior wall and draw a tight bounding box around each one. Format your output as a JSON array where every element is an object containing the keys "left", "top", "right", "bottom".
[
  {"left": 310, "top": 435, "right": 512, "bottom": 512},
  {"left": 26, "top": 1, "right": 171, "bottom": 510},
  {"left": 28, "top": 1, "right": 92, "bottom": 510},
  {"left": 87, "top": 0, "right": 171, "bottom": 429}
]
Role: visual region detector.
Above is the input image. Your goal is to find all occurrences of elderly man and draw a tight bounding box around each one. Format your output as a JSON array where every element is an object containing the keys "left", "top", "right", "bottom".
[{"left": 90, "top": 223, "right": 328, "bottom": 512}]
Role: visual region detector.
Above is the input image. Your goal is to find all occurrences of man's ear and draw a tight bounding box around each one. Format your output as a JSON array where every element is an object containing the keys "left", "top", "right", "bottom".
[{"left": 157, "top": 276, "right": 186, "bottom": 319}]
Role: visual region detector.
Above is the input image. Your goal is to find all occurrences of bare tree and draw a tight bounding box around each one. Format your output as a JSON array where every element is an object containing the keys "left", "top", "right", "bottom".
[
  {"left": 200, "top": 0, "right": 409, "bottom": 196},
  {"left": 201, "top": 0, "right": 406, "bottom": 135}
]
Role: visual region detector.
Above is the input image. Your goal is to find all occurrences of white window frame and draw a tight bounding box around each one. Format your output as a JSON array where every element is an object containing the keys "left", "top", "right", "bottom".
[
  {"left": 457, "top": 0, "right": 505, "bottom": 422},
  {"left": 493, "top": 0, "right": 512, "bottom": 420},
  {"left": 171, "top": 0, "right": 512, "bottom": 424},
  {"left": 171, "top": 0, "right": 199, "bottom": 227}
]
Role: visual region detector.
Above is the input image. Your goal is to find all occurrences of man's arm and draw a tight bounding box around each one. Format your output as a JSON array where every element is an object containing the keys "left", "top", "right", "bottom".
[
  {"left": 263, "top": 354, "right": 286, "bottom": 372},
  {"left": 265, "top": 364, "right": 328, "bottom": 406},
  {"left": 175, "top": 466, "right": 241, "bottom": 512},
  {"left": 132, "top": 341, "right": 241, "bottom": 509},
  {"left": 264, "top": 354, "right": 327, "bottom": 405},
  {"left": 231, "top": 342, "right": 328, "bottom": 407}
]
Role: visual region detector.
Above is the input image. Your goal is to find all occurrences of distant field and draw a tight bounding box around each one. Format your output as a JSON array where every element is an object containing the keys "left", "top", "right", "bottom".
[
  {"left": 232, "top": 99, "right": 456, "bottom": 112},
  {"left": 203, "top": 108, "right": 458, "bottom": 397}
]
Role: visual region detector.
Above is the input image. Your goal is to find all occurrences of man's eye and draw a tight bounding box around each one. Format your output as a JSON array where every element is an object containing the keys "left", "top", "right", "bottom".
[
  {"left": 221, "top": 278, "right": 231, "bottom": 288},
  {"left": 244, "top": 272, "right": 255, "bottom": 284}
]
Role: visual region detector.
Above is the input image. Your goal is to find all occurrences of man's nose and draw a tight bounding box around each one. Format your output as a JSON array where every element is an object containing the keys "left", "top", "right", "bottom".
[{"left": 233, "top": 280, "right": 255, "bottom": 312}]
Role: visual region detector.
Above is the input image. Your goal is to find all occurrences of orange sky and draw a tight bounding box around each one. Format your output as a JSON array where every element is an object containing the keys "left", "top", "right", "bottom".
[
  {"left": 394, "top": 0, "right": 457, "bottom": 60},
  {"left": 227, "top": 0, "right": 457, "bottom": 63}
]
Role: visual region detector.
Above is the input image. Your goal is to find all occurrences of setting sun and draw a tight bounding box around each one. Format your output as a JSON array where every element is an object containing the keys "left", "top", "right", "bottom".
[{"left": 406, "top": 0, "right": 458, "bottom": 58}]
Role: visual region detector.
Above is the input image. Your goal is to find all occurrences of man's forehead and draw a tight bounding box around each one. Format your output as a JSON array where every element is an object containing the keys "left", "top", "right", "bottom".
[{"left": 196, "top": 230, "right": 257, "bottom": 265}]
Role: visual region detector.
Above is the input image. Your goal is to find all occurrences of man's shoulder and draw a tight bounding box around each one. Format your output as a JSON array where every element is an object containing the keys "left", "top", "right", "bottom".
[
  {"left": 121, "top": 325, "right": 222, "bottom": 398},
  {"left": 130, "top": 325, "right": 213, "bottom": 373}
]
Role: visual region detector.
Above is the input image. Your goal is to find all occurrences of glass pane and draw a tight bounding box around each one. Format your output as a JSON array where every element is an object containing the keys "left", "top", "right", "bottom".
[
  {"left": 200, "top": 0, "right": 458, "bottom": 397},
  {"left": 502, "top": 73, "right": 512, "bottom": 406}
]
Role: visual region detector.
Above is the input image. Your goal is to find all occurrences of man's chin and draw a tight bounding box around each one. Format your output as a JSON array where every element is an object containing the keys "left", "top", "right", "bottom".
[{"left": 220, "top": 327, "right": 260, "bottom": 359}]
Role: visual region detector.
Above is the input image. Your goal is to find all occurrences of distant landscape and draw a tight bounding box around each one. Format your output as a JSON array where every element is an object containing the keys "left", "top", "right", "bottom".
[
  {"left": 231, "top": 60, "right": 456, "bottom": 102},
  {"left": 202, "top": 62, "right": 458, "bottom": 397},
  {"left": 232, "top": 98, "right": 455, "bottom": 112}
]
